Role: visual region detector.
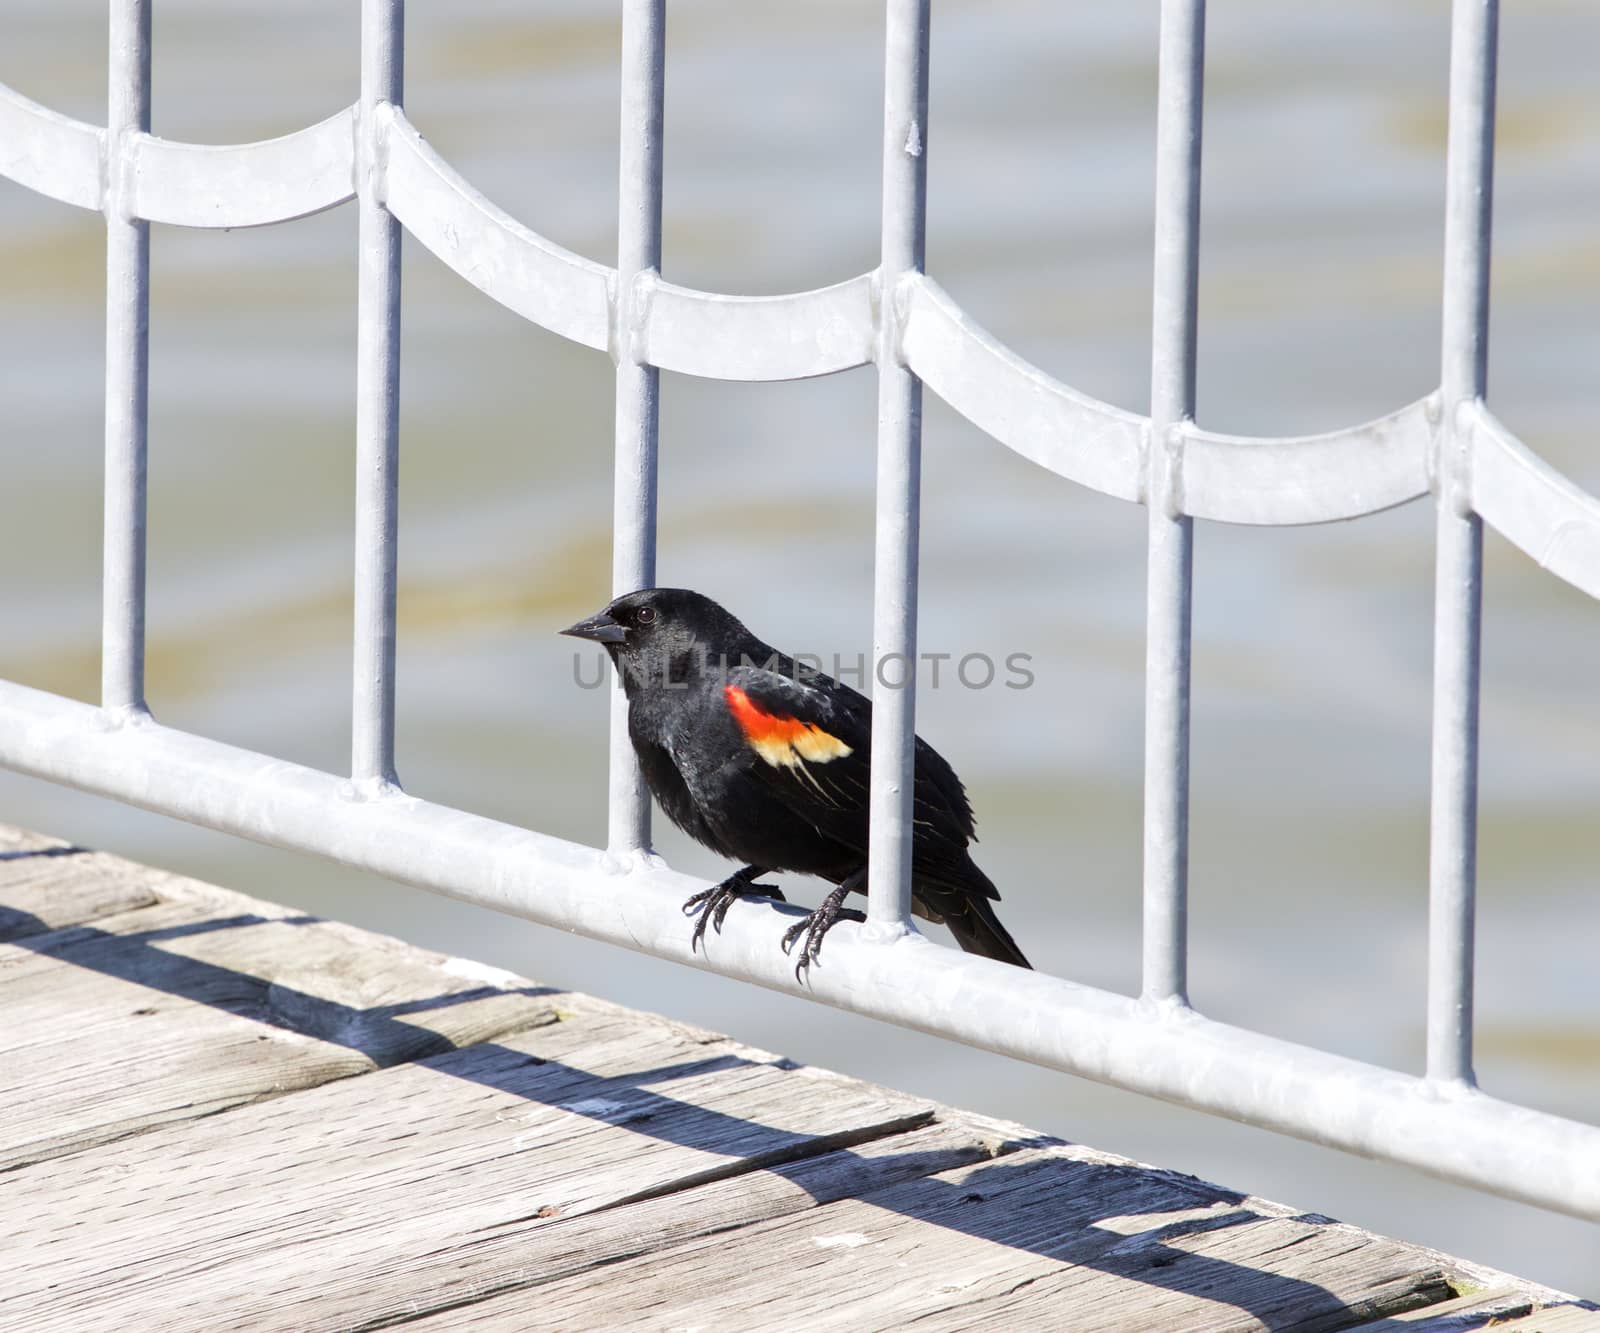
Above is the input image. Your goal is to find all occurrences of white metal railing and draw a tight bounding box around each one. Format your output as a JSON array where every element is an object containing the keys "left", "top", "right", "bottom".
[{"left": 2, "top": 0, "right": 1598, "bottom": 1219}]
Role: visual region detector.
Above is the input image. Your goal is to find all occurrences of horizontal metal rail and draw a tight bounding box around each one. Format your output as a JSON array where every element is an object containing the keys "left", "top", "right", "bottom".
[
  {"left": 1, "top": 0, "right": 1597, "bottom": 1221},
  {"left": 0, "top": 677, "right": 1595, "bottom": 1220}
]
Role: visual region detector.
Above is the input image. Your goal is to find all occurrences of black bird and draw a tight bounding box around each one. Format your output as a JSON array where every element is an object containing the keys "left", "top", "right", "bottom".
[{"left": 561, "top": 588, "right": 1030, "bottom": 976}]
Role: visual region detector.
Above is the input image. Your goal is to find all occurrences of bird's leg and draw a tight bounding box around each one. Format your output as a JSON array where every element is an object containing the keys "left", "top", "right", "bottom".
[
  {"left": 682, "top": 865, "right": 783, "bottom": 953},
  {"left": 780, "top": 868, "right": 868, "bottom": 981}
]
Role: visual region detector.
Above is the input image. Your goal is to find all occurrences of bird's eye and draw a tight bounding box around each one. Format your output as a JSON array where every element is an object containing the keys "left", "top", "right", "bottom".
[{"left": 636, "top": 607, "right": 656, "bottom": 624}]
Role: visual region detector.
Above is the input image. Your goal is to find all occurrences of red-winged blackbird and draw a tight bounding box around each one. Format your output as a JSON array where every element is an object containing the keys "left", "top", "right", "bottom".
[{"left": 561, "top": 588, "right": 1030, "bottom": 977}]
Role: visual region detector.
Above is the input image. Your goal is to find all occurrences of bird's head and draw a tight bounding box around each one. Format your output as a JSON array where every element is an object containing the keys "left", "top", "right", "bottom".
[{"left": 560, "top": 588, "right": 761, "bottom": 691}]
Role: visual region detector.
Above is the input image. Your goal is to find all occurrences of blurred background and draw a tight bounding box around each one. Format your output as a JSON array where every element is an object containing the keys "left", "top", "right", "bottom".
[{"left": 2, "top": 0, "right": 1597, "bottom": 1296}]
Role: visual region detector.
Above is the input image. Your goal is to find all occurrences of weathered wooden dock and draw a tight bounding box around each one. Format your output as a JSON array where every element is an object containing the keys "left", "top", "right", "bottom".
[{"left": 1, "top": 822, "right": 1592, "bottom": 1332}]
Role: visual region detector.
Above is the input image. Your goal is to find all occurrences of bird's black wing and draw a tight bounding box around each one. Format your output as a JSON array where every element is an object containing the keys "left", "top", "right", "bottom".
[{"left": 720, "top": 666, "right": 987, "bottom": 892}]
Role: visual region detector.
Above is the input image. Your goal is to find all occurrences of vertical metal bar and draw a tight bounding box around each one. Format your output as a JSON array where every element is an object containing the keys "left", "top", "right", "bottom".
[
  {"left": 609, "top": 0, "right": 665, "bottom": 855},
  {"left": 1142, "top": 0, "right": 1204, "bottom": 1006},
  {"left": 867, "top": 0, "right": 930, "bottom": 932},
  {"left": 1428, "top": 0, "right": 1497, "bottom": 1086},
  {"left": 352, "top": 0, "right": 404, "bottom": 790},
  {"left": 102, "top": 0, "right": 152, "bottom": 718}
]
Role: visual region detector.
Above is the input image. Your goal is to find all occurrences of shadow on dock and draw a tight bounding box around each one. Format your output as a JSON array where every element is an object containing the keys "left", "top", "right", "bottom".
[{"left": 3, "top": 891, "right": 1436, "bottom": 1328}]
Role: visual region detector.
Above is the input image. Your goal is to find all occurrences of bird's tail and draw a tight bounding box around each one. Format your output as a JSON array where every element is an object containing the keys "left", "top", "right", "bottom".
[
  {"left": 946, "top": 896, "right": 1032, "bottom": 969},
  {"left": 937, "top": 864, "right": 1031, "bottom": 969}
]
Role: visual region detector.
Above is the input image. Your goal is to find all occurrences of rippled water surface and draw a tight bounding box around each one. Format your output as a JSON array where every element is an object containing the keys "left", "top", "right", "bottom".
[{"left": 2, "top": 0, "right": 1597, "bottom": 1295}]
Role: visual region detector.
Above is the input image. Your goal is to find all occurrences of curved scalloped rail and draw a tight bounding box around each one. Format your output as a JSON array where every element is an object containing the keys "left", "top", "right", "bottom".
[
  {"left": 1471, "top": 405, "right": 1600, "bottom": 601},
  {"left": 9, "top": 78, "right": 1600, "bottom": 560},
  {"left": 383, "top": 108, "right": 612, "bottom": 352},
  {"left": 1179, "top": 396, "right": 1437, "bottom": 526},
  {"left": 133, "top": 108, "right": 356, "bottom": 228},
  {"left": 0, "top": 85, "right": 103, "bottom": 211},
  {"left": 899, "top": 275, "right": 1148, "bottom": 503},
  {"left": 643, "top": 273, "right": 875, "bottom": 380}
]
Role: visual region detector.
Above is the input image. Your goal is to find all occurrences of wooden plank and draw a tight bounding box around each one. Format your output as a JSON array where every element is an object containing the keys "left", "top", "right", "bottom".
[
  {"left": 0, "top": 867, "right": 558, "bottom": 1168},
  {"left": 1460, "top": 1305, "right": 1600, "bottom": 1332},
  {"left": 0, "top": 825, "right": 159, "bottom": 940},
  {"left": 404, "top": 1147, "right": 1458, "bottom": 1332},
  {"left": 286, "top": 1119, "right": 1015, "bottom": 1331},
  {"left": 1349, "top": 1285, "right": 1542, "bottom": 1328},
  {"left": 1, "top": 1000, "right": 1008, "bottom": 1332},
  {"left": 1391, "top": 1290, "right": 1532, "bottom": 1324},
  {"left": 0, "top": 826, "right": 1575, "bottom": 1332}
]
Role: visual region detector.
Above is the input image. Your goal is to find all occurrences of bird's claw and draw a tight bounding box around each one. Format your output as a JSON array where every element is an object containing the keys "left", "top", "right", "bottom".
[
  {"left": 780, "top": 888, "right": 867, "bottom": 982},
  {"left": 682, "top": 871, "right": 782, "bottom": 954}
]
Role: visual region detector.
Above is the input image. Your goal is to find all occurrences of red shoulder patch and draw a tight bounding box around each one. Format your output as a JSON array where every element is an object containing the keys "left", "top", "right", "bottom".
[{"left": 724, "top": 685, "right": 852, "bottom": 767}]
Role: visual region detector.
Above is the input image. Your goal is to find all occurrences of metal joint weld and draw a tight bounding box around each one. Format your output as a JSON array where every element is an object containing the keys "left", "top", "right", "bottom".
[
  {"left": 628, "top": 267, "right": 659, "bottom": 368},
  {"left": 875, "top": 270, "right": 916, "bottom": 370},
  {"left": 356, "top": 100, "right": 396, "bottom": 210},
  {"left": 603, "top": 270, "right": 622, "bottom": 366},
  {"left": 1134, "top": 420, "right": 1156, "bottom": 507},
  {"left": 92, "top": 126, "right": 110, "bottom": 213},
  {"left": 1422, "top": 1072, "right": 1480, "bottom": 1101},
  {"left": 1159, "top": 422, "right": 1188, "bottom": 519},
  {"left": 601, "top": 846, "right": 660, "bottom": 877},
  {"left": 1433, "top": 392, "right": 1478, "bottom": 512},
  {"left": 97, "top": 702, "right": 153, "bottom": 732},
  {"left": 1139, "top": 991, "right": 1197, "bottom": 1022},
  {"left": 861, "top": 918, "right": 916, "bottom": 948},
  {"left": 104, "top": 129, "right": 142, "bottom": 224},
  {"left": 865, "top": 269, "right": 886, "bottom": 366},
  {"left": 372, "top": 101, "right": 396, "bottom": 210},
  {"left": 1434, "top": 396, "right": 1479, "bottom": 518},
  {"left": 340, "top": 775, "right": 405, "bottom": 804},
  {"left": 1420, "top": 388, "right": 1446, "bottom": 492}
]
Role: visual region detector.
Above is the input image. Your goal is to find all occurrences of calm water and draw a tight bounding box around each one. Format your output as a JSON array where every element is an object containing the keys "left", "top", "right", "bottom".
[{"left": 2, "top": 0, "right": 1598, "bottom": 1295}]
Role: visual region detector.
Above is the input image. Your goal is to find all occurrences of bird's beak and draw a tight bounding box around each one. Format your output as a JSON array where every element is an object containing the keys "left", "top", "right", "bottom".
[{"left": 560, "top": 609, "right": 627, "bottom": 645}]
